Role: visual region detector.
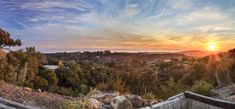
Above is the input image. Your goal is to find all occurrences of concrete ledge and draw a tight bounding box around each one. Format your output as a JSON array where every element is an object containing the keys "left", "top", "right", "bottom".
[
  {"left": 184, "top": 91, "right": 235, "bottom": 109},
  {"left": 142, "top": 91, "right": 235, "bottom": 109}
]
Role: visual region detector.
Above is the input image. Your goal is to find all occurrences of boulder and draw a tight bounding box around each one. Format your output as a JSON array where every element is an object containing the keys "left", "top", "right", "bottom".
[
  {"left": 226, "top": 95, "right": 235, "bottom": 102},
  {"left": 89, "top": 98, "right": 100, "bottom": 109},
  {"left": 100, "top": 104, "right": 113, "bottom": 109},
  {"left": 111, "top": 96, "right": 132, "bottom": 109},
  {"left": 88, "top": 90, "right": 103, "bottom": 98},
  {"left": 143, "top": 99, "right": 159, "bottom": 106},
  {"left": 23, "top": 87, "right": 32, "bottom": 92},
  {"left": 102, "top": 95, "right": 113, "bottom": 105},
  {"left": 125, "top": 94, "right": 144, "bottom": 108},
  {"left": 90, "top": 90, "right": 119, "bottom": 105},
  {"left": 82, "top": 98, "right": 101, "bottom": 109},
  {"left": 35, "top": 89, "right": 42, "bottom": 92}
]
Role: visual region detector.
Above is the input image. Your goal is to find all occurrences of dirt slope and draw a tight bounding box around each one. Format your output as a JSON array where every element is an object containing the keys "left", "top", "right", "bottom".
[{"left": 0, "top": 80, "right": 79, "bottom": 109}]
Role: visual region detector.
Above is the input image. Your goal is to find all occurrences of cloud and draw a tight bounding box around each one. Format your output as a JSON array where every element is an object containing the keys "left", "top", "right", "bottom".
[
  {"left": 1, "top": 0, "right": 235, "bottom": 52},
  {"left": 18, "top": 1, "right": 94, "bottom": 12},
  {"left": 177, "top": 7, "right": 226, "bottom": 25},
  {"left": 122, "top": 4, "right": 140, "bottom": 17}
]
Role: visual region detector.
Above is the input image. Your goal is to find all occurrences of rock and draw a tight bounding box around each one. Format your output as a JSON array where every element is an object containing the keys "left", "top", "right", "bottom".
[
  {"left": 111, "top": 96, "right": 132, "bottom": 109},
  {"left": 125, "top": 94, "right": 144, "bottom": 108},
  {"left": 23, "top": 87, "right": 32, "bottom": 92},
  {"left": 35, "top": 89, "right": 42, "bottom": 92},
  {"left": 84, "top": 98, "right": 101, "bottom": 109},
  {"left": 89, "top": 90, "right": 119, "bottom": 99},
  {"left": 211, "top": 89, "right": 220, "bottom": 96},
  {"left": 143, "top": 99, "right": 159, "bottom": 106},
  {"left": 88, "top": 90, "right": 103, "bottom": 98},
  {"left": 226, "top": 95, "right": 235, "bottom": 102},
  {"left": 102, "top": 95, "right": 113, "bottom": 105},
  {"left": 89, "top": 90, "right": 119, "bottom": 105},
  {"left": 143, "top": 99, "right": 151, "bottom": 106},
  {"left": 100, "top": 104, "right": 113, "bottom": 109}
]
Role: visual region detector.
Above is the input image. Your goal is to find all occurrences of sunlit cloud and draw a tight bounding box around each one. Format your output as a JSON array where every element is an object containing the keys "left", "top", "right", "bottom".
[{"left": 0, "top": 0, "right": 235, "bottom": 52}]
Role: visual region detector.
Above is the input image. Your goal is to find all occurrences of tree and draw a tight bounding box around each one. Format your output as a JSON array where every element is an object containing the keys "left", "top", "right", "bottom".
[
  {"left": 39, "top": 69, "right": 58, "bottom": 86},
  {"left": 34, "top": 76, "right": 48, "bottom": 90},
  {"left": 0, "top": 28, "right": 22, "bottom": 49}
]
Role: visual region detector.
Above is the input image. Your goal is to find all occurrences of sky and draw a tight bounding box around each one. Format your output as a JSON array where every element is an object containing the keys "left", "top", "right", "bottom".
[{"left": 0, "top": 0, "right": 235, "bottom": 53}]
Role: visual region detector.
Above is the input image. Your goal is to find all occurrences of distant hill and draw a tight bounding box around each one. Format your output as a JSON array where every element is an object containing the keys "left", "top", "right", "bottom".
[
  {"left": 178, "top": 50, "right": 212, "bottom": 57},
  {"left": 45, "top": 51, "right": 185, "bottom": 64}
]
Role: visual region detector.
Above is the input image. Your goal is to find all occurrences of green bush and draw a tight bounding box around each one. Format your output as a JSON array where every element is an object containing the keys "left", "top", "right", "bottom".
[
  {"left": 60, "top": 100, "right": 80, "bottom": 109},
  {"left": 158, "top": 77, "right": 189, "bottom": 99},
  {"left": 33, "top": 76, "right": 48, "bottom": 90},
  {"left": 191, "top": 80, "right": 213, "bottom": 96},
  {"left": 57, "top": 87, "right": 76, "bottom": 96}
]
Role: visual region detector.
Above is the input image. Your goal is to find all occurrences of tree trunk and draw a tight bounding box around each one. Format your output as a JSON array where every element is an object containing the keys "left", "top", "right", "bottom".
[
  {"left": 215, "top": 70, "right": 222, "bottom": 87},
  {"left": 226, "top": 65, "right": 232, "bottom": 83}
]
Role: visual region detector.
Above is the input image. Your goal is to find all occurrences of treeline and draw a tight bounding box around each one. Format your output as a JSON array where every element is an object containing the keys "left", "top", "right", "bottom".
[{"left": 1, "top": 47, "right": 235, "bottom": 99}]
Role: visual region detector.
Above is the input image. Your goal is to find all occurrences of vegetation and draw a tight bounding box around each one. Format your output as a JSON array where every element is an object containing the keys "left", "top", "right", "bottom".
[
  {"left": 191, "top": 80, "right": 213, "bottom": 96},
  {"left": 1, "top": 28, "right": 235, "bottom": 100},
  {"left": 0, "top": 28, "right": 21, "bottom": 49}
]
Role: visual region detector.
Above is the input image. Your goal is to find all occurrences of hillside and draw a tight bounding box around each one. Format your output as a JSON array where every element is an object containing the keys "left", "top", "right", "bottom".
[
  {"left": 45, "top": 51, "right": 185, "bottom": 64},
  {"left": 178, "top": 50, "right": 212, "bottom": 57},
  {"left": 0, "top": 80, "right": 79, "bottom": 109}
]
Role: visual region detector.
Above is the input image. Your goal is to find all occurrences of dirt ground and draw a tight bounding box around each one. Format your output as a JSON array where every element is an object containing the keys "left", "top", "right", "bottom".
[{"left": 0, "top": 80, "right": 79, "bottom": 109}]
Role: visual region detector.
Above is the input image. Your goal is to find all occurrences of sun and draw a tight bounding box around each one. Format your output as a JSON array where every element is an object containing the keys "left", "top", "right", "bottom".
[{"left": 207, "top": 42, "right": 217, "bottom": 52}]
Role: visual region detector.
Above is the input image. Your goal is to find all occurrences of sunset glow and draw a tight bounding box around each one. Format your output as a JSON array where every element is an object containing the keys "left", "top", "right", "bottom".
[
  {"left": 0, "top": 0, "right": 235, "bottom": 52},
  {"left": 208, "top": 42, "right": 218, "bottom": 52}
]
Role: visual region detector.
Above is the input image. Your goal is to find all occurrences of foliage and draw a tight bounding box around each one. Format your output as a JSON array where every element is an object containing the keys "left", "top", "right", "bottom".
[
  {"left": 110, "top": 77, "right": 127, "bottom": 94},
  {"left": 157, "top": 77, "right": 189, "bottom": 99},
  {"left": 60, "top": 100, "right": 80, "bottom": 109},
  {"left": 0, "top": 30, "right": 235, "bottom": 99},
  {"left": 191, "top": 80, "right": 213, "bottom": 96},
  {"left": 34, "top": 76, "right": 48, "bottom": 90},
  {"left": 96, "top": 82, "right": 109, "bottom": 91},
  {"left": 142, "top": 91, "right": 156, "bottom": 99},
  {"left": 0, "top": 28, "right": 22, "bottom": 49}
]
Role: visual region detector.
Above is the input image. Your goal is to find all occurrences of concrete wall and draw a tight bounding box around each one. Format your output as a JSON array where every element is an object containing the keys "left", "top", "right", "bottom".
[{"left": 140, "top": 92, "right": 230, "bottom": 109}]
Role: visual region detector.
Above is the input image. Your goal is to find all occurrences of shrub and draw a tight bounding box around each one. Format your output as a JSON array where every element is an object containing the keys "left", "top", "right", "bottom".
[
  {"left": 191, "top": 80, "right": 213, "bottom": 96},
  {"left": 142, "top": 91, "right": 155, "bottom": 99},
  {"left": 157, "top": 77, "right": 189, "bottom": 99},
  {"left": 110, "top": 78, "right": 127, "bottom": 94},
  {"left": 60, "top": 100, "right": 80, "bottom": 109},
  {"left": 33, "top": 76, "right": 48, "bottom": 90},
  {"left": 57, "top": 87, "right": 76, "bottom": 96},
  {"left": 96, "top": 82, "right": 109, "bottom": 91}
]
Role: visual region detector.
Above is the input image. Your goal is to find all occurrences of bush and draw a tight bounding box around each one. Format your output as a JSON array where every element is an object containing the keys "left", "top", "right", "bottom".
[
  {"left": 33, "top": 76, "right": 48, "bottom": 90},
  {"left": 157, "top": 77, "right": 189, "bottom": 99},
  {"left": 110, "top": 78, "right": 127, "bottom": 94},
  {"left": 96, "top": 82, "right": 109, "bottom": 91},
  {"left": 191, "top": 80, "right": 213, "bottom": 96},
  {"left": 60, "top": 100, "right": 80, "bottom": 109},
  {"left": 142, "top": 91, "right": 155, "bottom": 99},
  {"left": 57, "top": 87, "right": 76, "bottom": 96}
]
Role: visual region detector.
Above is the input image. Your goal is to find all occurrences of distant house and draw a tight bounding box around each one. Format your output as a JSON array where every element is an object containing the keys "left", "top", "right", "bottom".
[
  {"left": 44, "top": 65, "right": 58, "bottom": 71},
  {"left": 164, "top": 59, "right": 171, "bottom": 62}
]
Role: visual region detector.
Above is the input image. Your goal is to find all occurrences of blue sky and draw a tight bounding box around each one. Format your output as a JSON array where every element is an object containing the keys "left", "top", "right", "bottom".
[{"left": 0, "top": 0, "right": 235, "bottom": 52}]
